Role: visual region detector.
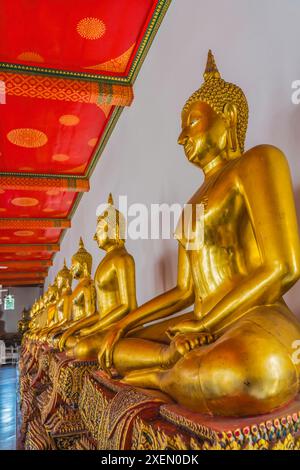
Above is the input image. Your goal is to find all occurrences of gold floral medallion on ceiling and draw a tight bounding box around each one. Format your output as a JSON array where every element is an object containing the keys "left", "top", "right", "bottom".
[
  {"left": 7, "top": 128, "right": 48, "bottom": 148},
  {"left": 17, "top": 51, "right": 45, "bottom": 63},
  {"left": 76, "top": 17, "right": 106, "bottom": 40}
]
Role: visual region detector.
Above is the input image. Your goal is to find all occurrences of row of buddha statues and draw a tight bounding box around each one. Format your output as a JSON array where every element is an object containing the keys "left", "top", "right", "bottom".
[{"left": 24, "top": 51, "right": 300, "bottom": 418}]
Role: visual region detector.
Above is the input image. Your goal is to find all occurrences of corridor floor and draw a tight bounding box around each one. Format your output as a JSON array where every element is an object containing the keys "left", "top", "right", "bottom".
[{"left": 0, "top": 366, "right": 17, "bottom": 450}]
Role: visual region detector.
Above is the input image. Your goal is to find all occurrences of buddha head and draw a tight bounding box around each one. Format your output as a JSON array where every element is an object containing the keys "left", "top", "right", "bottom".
[
  {"left": 71, "top": 237, "right": 92, "bottom": 280},
  {"left": 41, "top": 292, "right": 48, "bottom": 308},
  {"left": 94, "top": 193, "right": 126, "bottom": 251},
  {"left": 47, "top": 280, "right": 58, "bottom": 303},
  {"left": 56, "top": 259, "right": 72, "bottom": 294},
  {"left": 178, "top": 50, "right": 249, "bottom": 169}
]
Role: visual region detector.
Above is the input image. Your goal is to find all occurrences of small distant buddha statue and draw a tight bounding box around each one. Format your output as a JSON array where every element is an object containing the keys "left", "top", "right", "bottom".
[
  {"left": 96, "top": 51, "right": 300, "bottom": 417},
  {"left": 24, "top": 301, "right": 38, "bottom": 339},
  {"left": 59, "top": 194, "right": 137, "bottom": 360},
  {"left": 23, "top": 298, "right": 42, "bottom": 360},
  {"left": 25, "top": 295, "right": 47, "bottom": 348},
  {"left": 35, "top": 281, "right": 59, "bottom": 343},
  {"left": 45, "top": 260, "right": 73, "bottom": 345},
  {"left": 18, "top": 308, "right": 30, "bottom": 335},
  {"left": 53, "top": 238, "right": 96, "bottom": 347}
]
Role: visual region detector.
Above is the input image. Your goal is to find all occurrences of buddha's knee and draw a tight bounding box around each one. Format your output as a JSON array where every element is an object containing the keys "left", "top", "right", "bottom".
[
  {"left": 73, "top": 341, "right": 90, "bottom": 360},
  {"left": 65, "top": 336, "right": 78, "bottom": 349},
  {"left": 165, "top": 333, "right": 299, "bottom": 415},
  {"left": 199, "top": 339, "right": 299, "bottom": 415}
]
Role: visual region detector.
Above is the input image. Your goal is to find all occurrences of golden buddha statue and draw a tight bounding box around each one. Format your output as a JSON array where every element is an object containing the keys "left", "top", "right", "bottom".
[
  {"left": 35, "top": 281, "right": 59, "bottom": 343},
  {"left": 53, "top": 238, "right": 96, "bottom": 348},
  {"left": 59, "top": 194, "right": 138, "bottom": 359},
  {"left": 25, "top": 296, "right": 45, "bottom": 343},
  {"left": 45, "top": 260, "right": 73, "bottom": 345},
  {"left": 24, "top": 292, "right": 51, "bottom": 369},
  {"left": 96, "top": 51, "right": 300, "bottom": 417},
  {"left": 18, "top": 308, "right": 30, "bottom": 335},
  {"left": 24, "top": 301, "right": 37, "bottom": 338}
]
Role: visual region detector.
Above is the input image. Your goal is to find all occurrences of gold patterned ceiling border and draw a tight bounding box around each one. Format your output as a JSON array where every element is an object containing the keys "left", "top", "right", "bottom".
[
  {"left": 0, "top": 175, "right": 89, "bottom": 192},
  {"left": 0, "top": 244, "right": 59, "bottom": 253},
  {"left": 0, "top": 72, "right": 133, "bottom": 107},
  {"left": 0, "top": 218, "right": 71, "bottom": 229},
  {"left": 0, "top": 0, "right": 171, "bottom": 85}
]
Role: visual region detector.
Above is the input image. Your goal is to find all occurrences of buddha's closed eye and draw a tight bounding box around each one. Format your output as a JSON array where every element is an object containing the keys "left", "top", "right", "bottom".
[{"left": 190, "top": 118, "right": 201, "bottom": 125}]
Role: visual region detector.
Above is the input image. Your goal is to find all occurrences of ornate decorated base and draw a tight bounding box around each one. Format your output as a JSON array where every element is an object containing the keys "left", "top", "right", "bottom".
[
  {"left": 20, "top": 340, "right": 300, "bottom": 450},
  {"left": 20, "top": 341, "right": 97, "bottom": 450},
  {"left": 80, "top": 371, "right": 300, "bottom": 451},
  {"left": 79, "top": 371, "right": 167, "bottom": 449}
]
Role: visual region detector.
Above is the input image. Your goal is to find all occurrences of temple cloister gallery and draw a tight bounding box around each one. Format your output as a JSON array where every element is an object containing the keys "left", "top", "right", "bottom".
[{"left": 0, "top": 0, "right": 300, "bottom": 452}]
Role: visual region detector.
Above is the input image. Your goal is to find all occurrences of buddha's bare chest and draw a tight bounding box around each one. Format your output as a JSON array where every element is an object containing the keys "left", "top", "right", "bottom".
[
  {"left": 96, "top": 262, "right": 118, "bottom": 294},
  {"left": 183, "top": 181, "right": 251, "bottom": 295}
]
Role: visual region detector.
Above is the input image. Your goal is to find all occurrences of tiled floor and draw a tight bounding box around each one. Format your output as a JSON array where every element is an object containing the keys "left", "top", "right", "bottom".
[{"left": 0, "top": 366, "right": 17, "bottom": 450}]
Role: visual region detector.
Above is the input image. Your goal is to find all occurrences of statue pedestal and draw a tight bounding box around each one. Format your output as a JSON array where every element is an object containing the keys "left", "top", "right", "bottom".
[
  {"left": 21, "top": 342, "right": 97, "bottom": 450},
  {"left": 78, "top": 370, "right": 300, "bottom": 451},
  {"left": 20, "top": 341, "right": 300, "bottom": 450},
  {"left": 78, "top": 370, "right": 168, "bottom": 450}
]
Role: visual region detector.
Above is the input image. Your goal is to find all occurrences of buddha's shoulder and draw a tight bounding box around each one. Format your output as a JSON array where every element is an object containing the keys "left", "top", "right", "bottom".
[{"left": 239, "top": 145, "right": 288, "bottom": 169}]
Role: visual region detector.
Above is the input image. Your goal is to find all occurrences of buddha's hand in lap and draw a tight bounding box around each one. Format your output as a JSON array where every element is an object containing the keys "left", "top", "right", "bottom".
[
  {"left": 167, "top": 320, "right": 215, "bottom": 353},
  {"left": 97, "top": 324, "right": 125, "bottom": 374}
]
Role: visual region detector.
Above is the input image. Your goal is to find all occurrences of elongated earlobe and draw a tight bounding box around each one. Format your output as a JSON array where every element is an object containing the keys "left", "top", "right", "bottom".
[{"left": 223, "top": 103, "right": 241, "bottom": 158}]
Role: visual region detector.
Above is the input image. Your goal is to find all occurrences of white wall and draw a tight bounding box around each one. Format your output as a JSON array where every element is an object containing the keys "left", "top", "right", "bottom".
[
  {"left": 46, "top": 0, "right": 300, "bottom": 315},
  {"left": 1, "top": 286, "right": 41, "bottom": 333}
]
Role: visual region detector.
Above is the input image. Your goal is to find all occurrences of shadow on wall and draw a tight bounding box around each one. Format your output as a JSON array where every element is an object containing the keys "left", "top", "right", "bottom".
[
  {"left": 284, "top": 185, "right": 300, "bottom": 317},
  {"left": 154, "top": 241, "right": 177, "bottom": 294}
]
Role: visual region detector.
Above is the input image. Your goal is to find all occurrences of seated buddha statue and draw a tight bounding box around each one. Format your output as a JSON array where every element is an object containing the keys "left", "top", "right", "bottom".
[
  {"left": 96, "top": 51, "right": 300, "bottom": 417},
  {"left": 45, "top": 260, "right": 73, "bottom": 345},
  {"left": 59, "top": 194, "right": 138, "bottom": 360},
  {"left": 22, "top": 300, "right": 41, "bottom": 359},
  {"left": 51, "top": 238, "right": 96, "bottom": 347},
  {"left": 25, "top": 295, "right": 47, "bottom": 348},
  {"left": 18, "top": 308, "right": 30, "bottom": 335},
  {"left": 24, "top": 301, "right": 37, "bottom": 339},
  {"left": 24, "top": 291, "right": 54, "bottom": 370},
  {"left": 35, "top": 280, "right": 59, "bottom": 343}
]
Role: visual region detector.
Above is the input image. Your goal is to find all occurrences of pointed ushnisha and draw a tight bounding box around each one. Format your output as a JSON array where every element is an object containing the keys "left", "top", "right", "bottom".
[
  {"left": 108, "top": 193, "right": 114, "bottom": 205},
  {"left": 203, "top": 50, "right": 221, "bottom": 81}
]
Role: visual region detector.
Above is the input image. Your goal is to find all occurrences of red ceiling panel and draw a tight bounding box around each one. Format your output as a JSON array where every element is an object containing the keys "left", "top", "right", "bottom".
[
  {"left": 0, "top": 188, "right": 77, "bottom": 218},
  {"left": 0, "top": 0, "right": 159, "bottom": 78},
  {"left": 0, "top": 260, "right": 51, "bottom": 272},
  {"left": 0, "top": 250, "right": 53, "bottom": 261},
  {"left": 0, "top": 228, "right": 62, "bottom": 244},
  {"left": 0, "top": 94, "right": 111, "bottom": 175},
  {"left": 0, "top": 0, "right": 170, "bottom": 285}
]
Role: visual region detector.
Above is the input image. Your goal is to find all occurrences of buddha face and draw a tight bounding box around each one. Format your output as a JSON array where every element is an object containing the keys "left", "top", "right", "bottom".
[
  {"left": 70, "top": 259, "right": 84, "bottom": 280},
  {"left": 94, "top": 218, "right": 110, "bottom": 250},
  {"left": 94, "top": 216, "right": 122, "bottom": 251},
  {"left": 178, "top": 101, "right": 228, "bottom": 166},
  {"left": 56, "top": 274, "right": 70, "bottom": 293}
]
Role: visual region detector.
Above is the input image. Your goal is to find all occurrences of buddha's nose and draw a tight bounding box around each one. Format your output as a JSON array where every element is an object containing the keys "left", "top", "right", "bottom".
[{"left": 178, "top": 130, "right": 187, "bottom": 146}]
